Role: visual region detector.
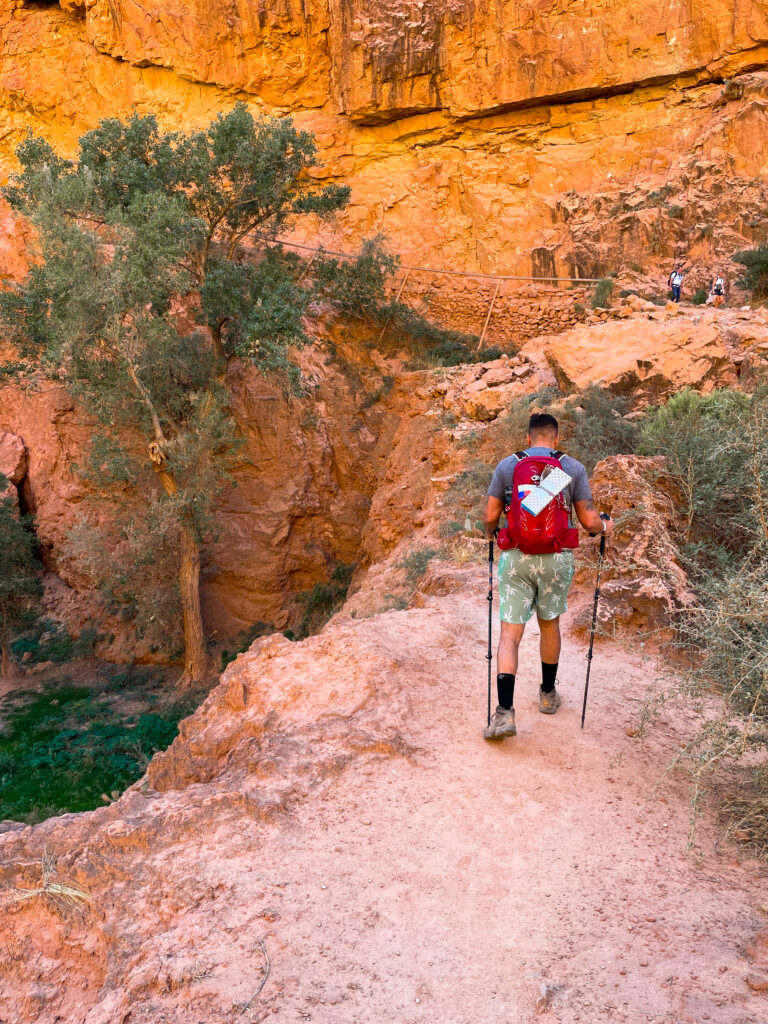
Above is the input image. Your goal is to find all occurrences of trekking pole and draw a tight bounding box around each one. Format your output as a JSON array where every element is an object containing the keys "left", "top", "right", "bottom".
[
  {"left": 486, "top": 538, "right": 494, "bottom": 727},
  {"left": 581, "top": 515, "right": 609, "bottom": 730}
]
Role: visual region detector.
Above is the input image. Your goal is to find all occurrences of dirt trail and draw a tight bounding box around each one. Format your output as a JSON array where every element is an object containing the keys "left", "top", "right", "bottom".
[
  {"left": 1, "top": 567, "right": 766, "bottom": 1023},
  {"left": 238, "top": 582, "right": 764, "bottom": 1023}
]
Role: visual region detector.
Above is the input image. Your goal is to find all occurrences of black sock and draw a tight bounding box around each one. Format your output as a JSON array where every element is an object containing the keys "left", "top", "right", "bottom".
[
  {"left": 541, "top": 661, "right": 558, "bottom": 693},
  {"left": 497, "top": 673, "right": 515, "bottom": 710}
]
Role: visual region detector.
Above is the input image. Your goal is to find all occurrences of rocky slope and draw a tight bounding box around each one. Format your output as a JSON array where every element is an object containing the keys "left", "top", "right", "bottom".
[{"left": 1, "top": 302, "right": 766, "bottom": 652}]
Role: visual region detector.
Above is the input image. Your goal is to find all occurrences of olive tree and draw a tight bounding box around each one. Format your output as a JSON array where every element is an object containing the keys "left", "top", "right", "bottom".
[{"left": 0, "top": 105, "right": 349, "bottom": 686}]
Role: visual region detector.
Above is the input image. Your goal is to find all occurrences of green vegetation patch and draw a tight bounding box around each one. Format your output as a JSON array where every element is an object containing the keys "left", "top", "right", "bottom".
[
  {"left": 285, "top": 562, "right": 356, "bottom": 641},
  {"left": 637, "top": 385, "right": 768, "bottom": 848},
  {"left": 397, "top": 546, "right": 441, "bottom": 584},
  {"left": 733, "top": 244, "right": 768, "bottom": 299},
  {"left": 0, "top": 667, "right": 198, "bottom": 823},
  {"left": 590, "top": 277, "right": 614, "bottom": 309}
]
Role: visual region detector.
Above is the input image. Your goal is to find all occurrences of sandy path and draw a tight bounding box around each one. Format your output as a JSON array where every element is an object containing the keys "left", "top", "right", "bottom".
[
  {"left": 233, "top": 586, "right": 763, "bottom": 1023},
  {"left": 1, "top": 571, "right": 766, "bottom": 1023}
]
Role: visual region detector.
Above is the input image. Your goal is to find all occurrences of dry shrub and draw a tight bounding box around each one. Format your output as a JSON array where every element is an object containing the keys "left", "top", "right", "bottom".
[{"left": 638, "top": 385, "right": 768, "bottom": 849}]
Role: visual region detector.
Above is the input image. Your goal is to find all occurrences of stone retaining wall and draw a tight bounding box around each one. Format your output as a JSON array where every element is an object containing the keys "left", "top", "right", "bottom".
[{"left": 391, "top": 276, "right": 593, "bottom": 347}]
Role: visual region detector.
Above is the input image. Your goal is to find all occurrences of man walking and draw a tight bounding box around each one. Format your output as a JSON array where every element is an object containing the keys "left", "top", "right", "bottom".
[
  {"left": 482, "top": 412, "right": 612, "bottom": 739},
  {"left": 668, "top": 266, "right": 684, "bottom": 303}
]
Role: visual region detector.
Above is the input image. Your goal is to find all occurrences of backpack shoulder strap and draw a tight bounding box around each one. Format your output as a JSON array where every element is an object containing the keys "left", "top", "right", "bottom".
[
  {"left": 551, "top": 450, "right": 565, "bottom": 460},
  {"left": 513, "top": 450, "right": 527, "bottom": 461}
]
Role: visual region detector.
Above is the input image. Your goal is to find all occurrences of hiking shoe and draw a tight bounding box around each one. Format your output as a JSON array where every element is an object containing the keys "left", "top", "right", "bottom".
[
  {"left": 539, "top": 686, "right": 561, "bottom": 715},
  {"left": 483, "top": 706, "right": 517, "bottom": 740}
]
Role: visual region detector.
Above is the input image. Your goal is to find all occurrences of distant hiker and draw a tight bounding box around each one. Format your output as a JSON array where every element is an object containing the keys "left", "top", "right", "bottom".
[
  {"left": 710, "top": 271, "right": 726, "bottom": 308},
  {"left": 668, "top": 266, "right": 684, "bottom": 303},
  {"left": 481, "top": 413, "right": 613, "bottom": 740}
]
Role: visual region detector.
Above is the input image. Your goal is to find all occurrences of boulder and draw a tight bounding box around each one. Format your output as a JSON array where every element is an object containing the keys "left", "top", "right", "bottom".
[
  {"left": 523, "top": 319, "right": 737, "bottom": 400},
  {"left": 572, "top": 454, "right": 695, "bottom": 634},
  {"left": 463, "top": 381, "right": 525, "bottom": 422}
]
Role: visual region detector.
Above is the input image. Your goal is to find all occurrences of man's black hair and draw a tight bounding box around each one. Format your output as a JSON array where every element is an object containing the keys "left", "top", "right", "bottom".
[{"left": 528, "top": 412, "right": 559, "bottom": 436}]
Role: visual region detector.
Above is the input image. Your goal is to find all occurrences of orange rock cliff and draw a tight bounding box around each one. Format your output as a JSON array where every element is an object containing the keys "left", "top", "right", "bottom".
[
  {"left": 2, "top": 0, "right": 768, "bottom": 279},
  {"left": 1, "top": 0, "right": 768, "bottom": 645}
]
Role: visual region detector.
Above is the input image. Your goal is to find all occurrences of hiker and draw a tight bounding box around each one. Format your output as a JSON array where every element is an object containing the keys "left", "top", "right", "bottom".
[
  {"left": 668, "top": 266, "right": 684, "bottom": 303},
  {"left": 481, "top": 413, "right": 613, "bottom": 740},
  {"left": 710, "top": 271, "right": 726, "bottom": 308}
]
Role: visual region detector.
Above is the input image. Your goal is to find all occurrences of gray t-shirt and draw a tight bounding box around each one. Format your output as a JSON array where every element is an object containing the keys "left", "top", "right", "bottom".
[{"left": 487, "top": 446, "right": 591, "bottom": 521}]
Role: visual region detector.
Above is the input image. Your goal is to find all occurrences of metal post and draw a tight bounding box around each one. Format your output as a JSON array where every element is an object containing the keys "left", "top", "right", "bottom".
[{"left": 477, "top": 279, "right": 501, "bottom": 355}]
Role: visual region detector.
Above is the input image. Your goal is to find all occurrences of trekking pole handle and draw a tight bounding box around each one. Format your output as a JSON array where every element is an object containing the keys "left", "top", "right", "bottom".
[{"left": 588, "top": 512, "right": 611, "bottom": 538}]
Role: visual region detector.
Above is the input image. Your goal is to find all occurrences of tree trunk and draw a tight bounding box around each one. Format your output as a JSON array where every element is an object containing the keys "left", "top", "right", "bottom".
[
  {"left": 0, "top": 621, "right": 16, "bottom": 680},
  {"left": 125, "top": 352, "right": 212, "bottom": 691},
  {"left": 177, "top": 524, "right": 210, "bottom": 689},
  {"left": 149, "top": 460, "right": 210, "bottom": 690}
]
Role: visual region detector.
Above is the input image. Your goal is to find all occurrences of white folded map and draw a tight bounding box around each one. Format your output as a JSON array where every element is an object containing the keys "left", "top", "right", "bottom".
[{"left": 520, "top": 467, "right": 572, "bottom": 517}]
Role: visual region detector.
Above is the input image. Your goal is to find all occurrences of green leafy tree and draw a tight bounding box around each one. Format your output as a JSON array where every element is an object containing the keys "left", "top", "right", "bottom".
[
  {"left": 0, "top": 478, "right": 42, "bottom": 678},
  {"left": 732, "top": 245, "right": 768, "bottom": 300},
  {"left": 0, "top": 105, "right": 349, "bottom": 686}
]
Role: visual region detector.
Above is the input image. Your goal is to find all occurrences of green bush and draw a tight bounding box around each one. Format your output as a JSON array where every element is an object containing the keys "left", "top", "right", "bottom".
[
  {"left": 639, "top": 388, "right": 752, "bottom": 554},
  {"left": 638, "top": 385, "right": 768, "bottom": 844},
  {"left": 294, "top": 563, "right": 355, "bottom": 639},
  {"left": 493, "top": 388, "right": 561, "bottom": 449},
  {"left": 732, "top": 244, "right": 768, "bottom": 299},
  {"left": 692, "top": 288, "right": 708, "bottom": 305},
  {"left": 396, "top": 547, "right": 441, "bottom": 584},
  {"left": 11, "top": 619, "right": 99, "bottom": 664},
  {"left": 220, "top": 621, "right": 273, "bottom": 670},
  {"left": 317, "top": 238, "right": 491, "bottom": 367},
  {"left": 590, "top": 278, "right": 614, "bottom": 309},
  {"left": 559, "top": 386, "right": 640, "bottom": 474}
]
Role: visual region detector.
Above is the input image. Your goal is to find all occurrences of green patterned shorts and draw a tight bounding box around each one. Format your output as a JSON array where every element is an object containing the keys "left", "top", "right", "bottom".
[{"left": 497, "top": 548, "right": 575, "bottom": 624}]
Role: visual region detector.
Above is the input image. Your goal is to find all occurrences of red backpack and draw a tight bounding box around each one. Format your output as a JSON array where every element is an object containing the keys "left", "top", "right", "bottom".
[{"left": 496, "top": 450, "right": 579, "bottom": 555}]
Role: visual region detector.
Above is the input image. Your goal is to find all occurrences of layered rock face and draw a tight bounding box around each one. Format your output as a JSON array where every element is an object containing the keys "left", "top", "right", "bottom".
[
  {"left": 1, "top": 1, "right": 768, "bottom": 289},
  {"left": 29, "top": 0, "right": 768, "bottom": 121}
]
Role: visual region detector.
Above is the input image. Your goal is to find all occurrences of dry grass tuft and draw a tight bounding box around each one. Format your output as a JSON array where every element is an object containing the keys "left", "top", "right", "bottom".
[{"left": 12, "top": 850, "right": 94, "bottom": 917}]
